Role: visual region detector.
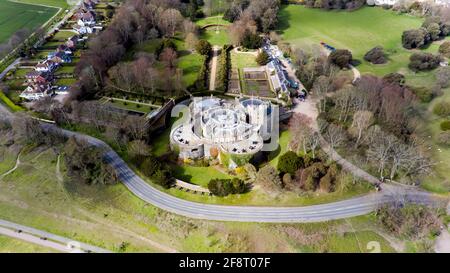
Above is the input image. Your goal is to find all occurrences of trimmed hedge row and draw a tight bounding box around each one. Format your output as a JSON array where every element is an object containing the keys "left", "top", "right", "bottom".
[
  {"left": 192, "top": 54, "right": 211, "bottom": 91},
  {"left": 216, "top": 44, "right": 233, "bottom": 92}
]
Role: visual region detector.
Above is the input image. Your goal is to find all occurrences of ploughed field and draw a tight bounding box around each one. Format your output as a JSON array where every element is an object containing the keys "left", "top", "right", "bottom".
[{"left": 0, "top": 0, "right": 59, "bottom": 43}]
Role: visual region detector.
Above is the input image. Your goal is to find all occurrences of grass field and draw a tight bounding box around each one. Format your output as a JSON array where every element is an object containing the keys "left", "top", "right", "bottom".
[
  {"left": 0, "top": 139, "right": 395, "bottom": 253},
  {"left": 13, "top": 0, "right": 68, "bottom": 8},
  {"left": 421, "top": 87, "right": 450, "bottom": 194},
  {"left": 277, "top": 5, "right": 435, "bottom": 87},
  {"left": 195, "top": 15, "right": 230, "bottom": 28},
  {"left": 0, "top": 235, "right": 56, "bottom": 253},
  {"left": 200, "top": 27, "right": 231, "bottom": 46},
  {"left": 0, "top": 0, "right": 59, "bottom": 43}
]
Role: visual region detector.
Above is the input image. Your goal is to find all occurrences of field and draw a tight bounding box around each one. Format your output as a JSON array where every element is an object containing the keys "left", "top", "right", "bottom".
[
  {"left": 200, "top": 27, "right": 231, "bottom": 46},
  {"left": 13, "top": 0, "right": 68, "bottom": 8},
  {"left": 421, "top": 87, "right": 450, "bottom": 194},
  {"left": 0, "top": 137, "right": 396, "bottom": 253},
  {"left": 0, "top": 235, "right": 55, "bottom": 253},
  {"left": 277, "top": 5, "right": 437, "bottom": 87},
  {"left": 0, "top": 0, "right": 59, "bottom": 43}
]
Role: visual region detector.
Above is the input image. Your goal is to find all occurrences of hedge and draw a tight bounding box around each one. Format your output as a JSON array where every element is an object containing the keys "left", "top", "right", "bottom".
[
  {"left": 216, "top": 44, "right": 233, "bottom": 92},
  {"left": 440, "top": 120, "right": 450, "bottom": 131}
]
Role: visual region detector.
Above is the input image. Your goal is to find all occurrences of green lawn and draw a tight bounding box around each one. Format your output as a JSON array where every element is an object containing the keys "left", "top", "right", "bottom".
[
  {"left": 277, "top": 5, "right": 435, "bottom": 87},
  {"left": 107, "top": 98, "right": 156, "bottom": 114},
  {"left": 200, "top": 28, "right": 231, "bottom": 46},
  {"left": 195, "top": 15, "right": 230, "bottom": 28},
  {"left": 0, "top": 90, "right": 24, "bottom": 112},
  {"left": 0, "top": 235, "right": 56, "bottom": 253},
  {"left": 421, "top": 87, "right": 450, "bottom": 194},
  {"left": 0, "top": 0, "right": 59, "bottom": 43},
  {"left": 172, "top": 165, "right": 232, "bottom": 188},
  {"left": 54, "top": 78, "right": 76, "bottom": 86},
  {"left": 13, "top": 0, "right": 69, "bottom": 8},
  {"left": 268, "top": 129, "right": 291, "bottom": 167},
  {"left": 52, "top": 30, "right": 76, "bottom": 40},
  {"left": 178, "top": 52, "right": 205, "bottom": 87}
]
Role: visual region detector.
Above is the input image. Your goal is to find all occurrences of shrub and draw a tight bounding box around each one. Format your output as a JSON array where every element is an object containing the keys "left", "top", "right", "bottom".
[
  {"left": 364, "top": 46, "right": 386, "bottom": 64},
  {"left": 439, "top": 41, "right": 450, "bottom": 58},
  {"left": 433, "top": 101, "right": 450, "bottom": 117},
  {"left": 277, "top": 151, "right": 303, "bottom": 176},
  {"left": 402, "top": 28, "right": 429, "bottom": 49},
  {"left": 383, "top": 73, "right": 405, "bottom": 86},
  {"left": 195, "top": 39, "right": 212, "bottom": 56},
  {"left": 328, "top": 49, "right": 353, "bottom": 68},
  {"left": 256, "top": 51, "right": 270, "bottom": 65},
  {"left": 437, "top": 131, "right": 450, "bottom": 145},
  {"left": 155, "top": 38, "right": 177, "bottom": 57},
  {"left": 440, "top": 120, "right": 450, "bottom": 131},
  {"left": 408, "top": 52, "right": 441, "bottom": 72},
  {"left": 411, "top": 86, "right": 434, "bottom": 103},
  {"left": 140, "top": 156, "right": 173, "bottom": 188},
  {"left": 207, "top": 178, "right": 247, "bottom": 196}
]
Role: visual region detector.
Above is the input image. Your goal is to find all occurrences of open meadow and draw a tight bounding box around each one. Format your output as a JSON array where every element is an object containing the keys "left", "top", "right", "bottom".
[{"left": 0, "top": 0, "right": 60, "bottom": 43}]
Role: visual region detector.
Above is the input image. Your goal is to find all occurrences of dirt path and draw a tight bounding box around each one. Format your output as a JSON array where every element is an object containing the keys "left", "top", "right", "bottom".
[
  {"left": 209, "top": 46, "right": 220, "bottom": 91},
  {"left": 0, "top": 150, "right": 22, "bottom": 179}
]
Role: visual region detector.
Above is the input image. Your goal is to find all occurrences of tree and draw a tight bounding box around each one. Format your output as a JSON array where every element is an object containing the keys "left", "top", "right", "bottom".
[
  {"left": 367, "top": 131, "right": 397, "bottom": 178},
  {"left": 426, "top": 23, "right": 441, "bottom": 41},
  {"left": 160, "top": 8, "right": 183, "bottom": 37},
  {"left": 64, "top": 137, "right": 118, "bottom": 185},
  {"left": 255, "top": 51, "right": 270, "bottom": 65},
  {"left": 185, "top": 32, "right": 199, "bottom": 51},
  {"left": 12, "top": 114, "right": 45, "bottom": 145},
  {"left": 140, "top": 156, "right": 173, "bottom": 188},
  {"left": 311, "top": 75, "right": 332, "bottom": 112},
  {"left": 241, "top": 31, "right": 262, "bottom": 49},
  {"left": 322, "top": 123, "right": 346, "bottom": 150},
  {"left": 328, "top": 49, "right": 353, "bottom": 68},
  {"left": 160, "top": 47, "right": 178, "bottom": 69},
  {"left": 363, "top": 46, "right": 387, "bottom": 64},
  {"left": 277, "top": 151, "right": 303, "bottom": 176},
  {"left": 349, "top": 110, "right": 373, "bottom": 147},
  {"left": 127, "top": 140, "right": 152, "bottom": 162},
  {"left": 195, "top": 39, "right": 212, "bottom": 55}
]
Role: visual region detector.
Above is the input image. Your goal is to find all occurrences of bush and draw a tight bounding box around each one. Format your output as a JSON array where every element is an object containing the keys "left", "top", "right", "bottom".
[
  {"left": 256, "top": 51, "right": 270, "bottom": 65},
  {"left": 377, "top": 203, "right": 441, "bottom": 240},
  {"left": 439, "top": 41, "right": 450, "bottom": 58},
  {"left": 364, "top": 46, "right": 386, "bottom": 64},
  {"left": 140, "top": 156, "right": 173, "bottom": 188},
  {"left": 433, "top": 101, "right": 450, "bottom": 117},
  {"left": 328, "top": 49, "right": 353, "bottom": 68},
  {"left": 195, "top": 39, "right": 212, "bottom": 56},
  {"left": 383, "top": 73, "right": 405, "bottom": 86},
  {"left": 402, "top": 28, "right": 429, "bottom": 49},
  {"left": 411, "top": 86, "right": 434, "bottom": 103},
  {"left": 437, "top": 131, "right": 450, "bottom": 145},
  {"left": 440, "top": 120, "right": 450, "bottom": 131},
  {"left": 277, "top": 151, "right": 303, "bottom": 176},
  {"left": 408, "top": 52, "right": 441, "bottom": 72},
  {"left": 207, "top": 178, "right": 247, "bottom": 196}
]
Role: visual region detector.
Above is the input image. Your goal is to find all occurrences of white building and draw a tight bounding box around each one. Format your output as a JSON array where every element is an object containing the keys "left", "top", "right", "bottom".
[{"left": 170, "top": 97, "right": 273, "bottom": 167}]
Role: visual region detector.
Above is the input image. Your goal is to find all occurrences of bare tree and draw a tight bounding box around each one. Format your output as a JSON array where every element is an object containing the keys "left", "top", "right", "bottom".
[
  {"left": 350, "top": 110, "right": 373, "bottom": 147},
  {"left": 322, "top": 123, "right": 346, "bottom": 150}
]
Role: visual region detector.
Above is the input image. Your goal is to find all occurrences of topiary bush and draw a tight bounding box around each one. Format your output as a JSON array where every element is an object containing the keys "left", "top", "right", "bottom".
[
  {"left": 433, "top": 101, "right": 450, "bottom": 117},
  {"left": 440, "top": 120, "right": 450, "bottom": 131}
]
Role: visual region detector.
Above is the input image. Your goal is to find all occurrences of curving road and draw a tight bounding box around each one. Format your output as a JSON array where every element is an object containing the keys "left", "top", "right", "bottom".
[
  {"left": 0, "top": 104, "right": 445, "bottom": 223},
  {"left": 48, "top": 124, "right": 439, "bottom": 223}
]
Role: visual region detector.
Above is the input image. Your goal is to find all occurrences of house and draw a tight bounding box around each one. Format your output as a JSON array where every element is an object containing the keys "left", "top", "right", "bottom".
[
  {"left": 25, "top": 71, "right": 53, "bottom": 85},
  {"left": 266, "top": 61, "right": 289, "bottom": 94},
  {"left": 47, "top": 51, "right": 72, "bottom": 64},
  {"left": 35, "top": 60, "right": 58, "bottom": 73},
  {"left": 75, "top": 9, "right": 96, "bottom": 26},
  {"left": 57, "top": 44, "right": 72, "bottom": 55},
  {"left": 20, "top": 83, "right": 53, "bottom": 101},
  {"left": 55, "top": 85, "right": 70, "bottom": 95},
  {"left": 65, "top": 36, "right": 78, "bottom": 50},
  {"left": 73, "top": 24, "right": 93, "bottom": 35},
  {"left": 82, "top": 0, "right": 97, "bottom": 10}
]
